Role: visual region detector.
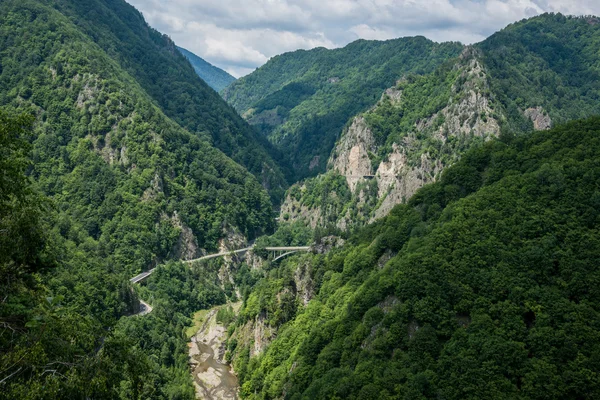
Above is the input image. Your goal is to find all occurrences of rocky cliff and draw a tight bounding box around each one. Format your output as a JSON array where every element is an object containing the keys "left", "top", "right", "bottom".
[{"left": 280, "top": 48, "right": 503, "bottom": 229}]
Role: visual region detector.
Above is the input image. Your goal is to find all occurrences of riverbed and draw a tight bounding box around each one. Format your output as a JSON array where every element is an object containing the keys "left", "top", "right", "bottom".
[{"left": 189, "top": 303, "right": 241, "bottom": 399}]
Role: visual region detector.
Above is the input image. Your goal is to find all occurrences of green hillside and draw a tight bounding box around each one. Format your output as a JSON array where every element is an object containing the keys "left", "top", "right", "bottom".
[
  {"left": 480, "top": 13, "right": 600, "bottom": 131},
  {"left": 278, "top": 14, "right": 600, "bottom": 234},
  {"left": 3, "top": 4, "right": 600, "bottom": 399},
  {"left": 48, "top": 0, "right": 290, "bottom": 201},
  {"left": 177, "top": 46, "right": 236, "bottom": 92},
  {"left": 0, "top": 0, "right": 275, "bottom": 397},
  {"left": 229, "top": 117, "right": 600, "bottom": 399},
  {"left": 223, "top": 38, "right": 463, "bottom": 179}
]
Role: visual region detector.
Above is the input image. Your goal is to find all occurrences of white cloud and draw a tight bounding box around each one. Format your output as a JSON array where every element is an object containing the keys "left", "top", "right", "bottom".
[{"left": 126, "top": 0, "right": 600, "bottom": 78}]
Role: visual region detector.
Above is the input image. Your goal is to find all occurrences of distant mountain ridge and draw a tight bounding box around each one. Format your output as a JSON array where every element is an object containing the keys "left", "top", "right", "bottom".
[
  {"left": 177, "top": 46, "right": 235, "bottom": 92},
  {"left": 222, "top": 37, "right": 464, "bottom": 180},
  {"left": 255, "top": 13, "right": 600, "bottom": 232}
]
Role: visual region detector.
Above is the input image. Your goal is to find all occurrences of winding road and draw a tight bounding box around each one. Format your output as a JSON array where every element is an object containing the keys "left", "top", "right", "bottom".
[
  {"left": 130, "top": 246, "right": 311, "bottom": 284},
  {"left": 129, "top": 245, "right": 311, "bottom": 316}
]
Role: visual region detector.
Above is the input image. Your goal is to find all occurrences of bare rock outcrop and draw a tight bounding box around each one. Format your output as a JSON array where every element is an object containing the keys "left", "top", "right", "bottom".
[
  {"left": 330, "top": 117, "right": 376, "bottom": 191},
  {"left": 373, "top": 151, "right": 443, "bottom": 220},
  {"left": 246, "top": 108, "right": 284, "bottom": 127},
  {"left": 279, "top": 185, "right": 323, "bottom": 229},
  {"left": 294, "top": 261, "right": 314, "bottom": 306},
  {"left": 168, "top": 211, "right": 201, "bottom": 261},
  {"left": 524, "top": 106, "right": 552, "bottom": 130},
  {"left": 280, "top": 48, "right": 503, "bottom": 232},
  {"left": 141, "top": 172, "right": 164, "bottom": 201},
  {"left": 217, "top": 229, "right": 247, "bottom": 291},
  {"left": 313, "top": 235, "right": 345, "bottom": 254}
]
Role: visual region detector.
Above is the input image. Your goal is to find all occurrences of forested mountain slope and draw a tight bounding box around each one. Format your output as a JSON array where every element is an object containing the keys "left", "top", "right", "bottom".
[
  {"left": 223, "top": 38, "right": 463, "bottom": 179},
  {"left": 480, "top": 13, "right": 600, "bottom": 131},
  {"left": 280, "top": 14, "right": 600, "bottom": 233},
  {"left": 47, "top": 0, "right": 290, "bottom": 200},
  {"left": 0, "top": 0, "right": 275, "bottom": 397},
  {"left": 228, "top": 117, "right": 600, "bottom": 399},
  {"left": 177, "top": 46, "right": 236, "bottom": 92}
]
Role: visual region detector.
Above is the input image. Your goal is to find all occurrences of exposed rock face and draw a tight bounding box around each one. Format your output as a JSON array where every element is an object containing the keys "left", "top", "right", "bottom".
[
  {"left": 524, "top": 106, "right": 552, "bottom": 130},
  {"left": 169, "top": 211, "right": 201, "bottom": 261},
  {"left": 252, "top": 313, "right": 271, "bottom": 356},
  {"left": 217, "top": 230, "right": 247, "bottom": 292},
  {"left": 280, "top": 48, "right": 503, "bottom": 230},
  {"left": 414, "top": 55, "right": 500, "bottom": 140},
  {"left": 309, "top": 155, "right": 320, "bottom": 171},
  {"left": 75, "top": 74, "right": 98, "bottom": 108},
  {"left": 231, "top": 312, "right": 275, "bottom": 359},
  {"left": 245, "top": 108, "right": 284, "bottom": 127},
  {"left": 141, "top": 172, "right": 164, "bottom": 201},
  {"left": 384, "top": 86, "right": 402, "bottom": 102},
  {"left": 293, "top": 261, "right": 314, "bottom": 306},
  {"left": 377, "top": 250, "right": 397, "bottom": 269},
  {"left": 373, "top": 147, "right": 443, "bottom": 220},
  {"left": 244, "top": 250, "right": 264, "bottom": 271},
  {"left": 330, "top": 117, "right": 376, "bottom": 191},
  {"left": 279, "top": 186, "right": 324, "bottom": 229},
  {"left": 313, "top": 236, "right": 345, "bottom": 254}
]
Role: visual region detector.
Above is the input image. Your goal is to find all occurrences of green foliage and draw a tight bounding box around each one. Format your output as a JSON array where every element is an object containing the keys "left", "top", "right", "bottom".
[
  {"left": 254, "top": 221, "right": 314, "bottom": 249},
  {"left": 229, "top": 117, "right": 600, "bottom": 399},
  {"left": 177, "top": 46, "right": 235, "bottom": 92},
  {"left": 224, "top": 38, "right": 463, "bottom": 180},
  {"left": 0, "top": 0, "right": 278, "bottom": 397},
  {"left": 217, "top": 306, "right": 237, "bottom": 328},
  {"left": 46, "top": 0, "right": 289, "bottom": 202},
  {"left": 479, "top": 13, "right": 600, "bottom": 131}
]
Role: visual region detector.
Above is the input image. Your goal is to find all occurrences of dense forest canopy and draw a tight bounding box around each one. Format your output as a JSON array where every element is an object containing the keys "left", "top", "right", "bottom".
[
  {"left": 480, "top": 13, "right": 600, "bottom": 131},
  {"left": 0, "top": 0, "right": 277, "bottom": 397},
  {"left": 2, "top": 2, "right": 600, "bottom": 398},
  {"left": 228, "top": 117, "right": 600, "bottom": 399},
  {"left": 46, "top": 0, "right": 290, "bottom": 201},
  {"left": 223, "top": 13, "right": 600, "bottom": 185}
]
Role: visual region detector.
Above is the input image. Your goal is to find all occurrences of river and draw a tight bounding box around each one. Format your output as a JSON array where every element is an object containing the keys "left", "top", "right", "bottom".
[{"left": 189, "top": 304, "right": 241, "bottom": 399}]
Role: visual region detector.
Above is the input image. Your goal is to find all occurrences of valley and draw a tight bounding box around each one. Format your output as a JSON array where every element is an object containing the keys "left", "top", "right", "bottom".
[
  {"left": 189, "top": 303, "right": 242, "bottom": 400},
  {"left": 1, "top": 1, "right": 600, "bottom": 399}
]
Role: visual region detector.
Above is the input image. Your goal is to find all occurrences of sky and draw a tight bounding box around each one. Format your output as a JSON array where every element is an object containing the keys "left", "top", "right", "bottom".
[{"left": 125, "top": 0, "right": 600, "bottom": 78}]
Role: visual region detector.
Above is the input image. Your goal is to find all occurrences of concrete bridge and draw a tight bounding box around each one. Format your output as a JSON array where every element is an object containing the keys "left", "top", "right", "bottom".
[
  {"left": 130, "top": 268, "right": 156, "bottom": 284},
  {"left": 130, "top": 245, "right": 311, "bottom": 284}
]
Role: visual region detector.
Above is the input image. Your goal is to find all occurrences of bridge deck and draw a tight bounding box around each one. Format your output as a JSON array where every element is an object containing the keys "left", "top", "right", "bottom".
[
  {"left": 131, "top": 246, "right": 311, "bottom": 282},
  {"left": 264, "top": 246, "right": 311, "bottom": 251},
  {"left": 130, "top": 268, "right": 156, "bottom": 284}
]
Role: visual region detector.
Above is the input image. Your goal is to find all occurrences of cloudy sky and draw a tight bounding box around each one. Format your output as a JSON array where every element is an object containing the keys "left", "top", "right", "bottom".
[{"left": 125, "top": 0, "right": 600, "bottom": 77}]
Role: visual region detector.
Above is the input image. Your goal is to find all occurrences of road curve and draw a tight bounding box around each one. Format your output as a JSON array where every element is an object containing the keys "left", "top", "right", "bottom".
[{"left": 129, "top": 245, "right": 312, "bottom": 315}]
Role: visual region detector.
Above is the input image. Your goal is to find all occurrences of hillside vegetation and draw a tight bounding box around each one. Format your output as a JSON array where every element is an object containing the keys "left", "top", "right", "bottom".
[
  {"left": 3, "top": 4, "right": 600, "bottom": 399},
  {"left": 49, "top": 0, "right": 290, "bottom": 200},
  {"left": 228, "top": 117, "right": 600, "bottom": 399},
  {"left": 0, "top": 0, "right": 275, "bottom": 397},
  {"left": 223, "top": 38, "right": 463, "bottom": 179},
  {"left": 279, "top": 14, "right": 600, "bottom": 233}
]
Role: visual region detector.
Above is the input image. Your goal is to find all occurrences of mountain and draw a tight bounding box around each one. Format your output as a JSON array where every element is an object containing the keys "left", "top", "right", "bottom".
[
  {"left": 279, "top": 14, "right": 600, "bottom": 233},
  {"left": 177, "top": 46, "right": 236, "bottom": 92},
  {"left": 223, "top": 38, "right": 464, "bottom": 180},
  {"left": 0, "top": 0, "right": 276, "bottom": 397},
  {"left": 47, "top": 0, "right": 290, "bottom": 202},
  {"left": 228, "top": 117, "right": 600, "bottom": 399},
  {"left": 3, "top": 4, "right": 600, "bottom": 398}
]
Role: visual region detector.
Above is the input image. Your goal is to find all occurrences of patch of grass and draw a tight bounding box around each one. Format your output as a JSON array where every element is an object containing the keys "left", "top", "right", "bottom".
[{"left": 186, "top": 309, "right": 210, "bottom": 339}]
